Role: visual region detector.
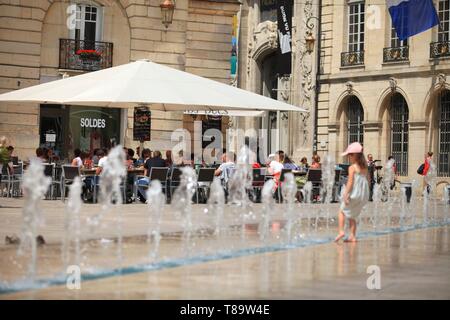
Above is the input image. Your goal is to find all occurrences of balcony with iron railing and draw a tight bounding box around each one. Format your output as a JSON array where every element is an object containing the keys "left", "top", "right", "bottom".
[
  {"left": 430, "top": 40, "right": 450, "bottom": 59},
  {"left": 383, "top": 46, "right": 409, "bottom": 63},
  {"left": 59, "top": 39, "right": 113, "bottom": 72},
  {"left": 341, "top": 51, "right": 364, "bottom": 67}
]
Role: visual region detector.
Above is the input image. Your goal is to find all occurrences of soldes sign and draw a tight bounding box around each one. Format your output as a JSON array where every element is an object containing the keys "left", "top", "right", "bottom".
[{"left": 80, "top": 118, "right": 106, "bottom": 128}]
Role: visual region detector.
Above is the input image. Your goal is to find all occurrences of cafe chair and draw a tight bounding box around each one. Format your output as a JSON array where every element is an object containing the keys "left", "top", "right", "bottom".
[
  {"left": 61, "top": 165, "right": 81, "bottom": 202},
  {"left": 43, "top": 163, "right": 59, "bottom": 200},
  {"left": 169, "top": 167, "right": 182, "bottom": 203},
  {"left": 301, "top": 169, "right": 322, "bottom": 203},
  {"left": 251, "top": 168, "right": 266, "bottom": 203},
  {"left": 196, "top": 168, "right": 215, "bottom": 203},
  {"left": 149, "top": 167, "right": 170, "bottom": 201},
  {"left": 276, "top": 169, "right": 292, "bottom": 203},
  {"left": 0, "top": 165, "right": 11, "bottom": 198}
]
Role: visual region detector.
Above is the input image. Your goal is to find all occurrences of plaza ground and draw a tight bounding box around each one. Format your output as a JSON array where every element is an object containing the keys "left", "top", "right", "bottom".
[{"left": 0, "top": 198, "right": 449, "bottom": 299}]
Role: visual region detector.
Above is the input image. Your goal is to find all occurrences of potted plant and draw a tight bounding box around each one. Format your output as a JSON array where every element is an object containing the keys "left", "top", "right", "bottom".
[{"left": 76, "top": 49, "right": 102, "bottom": 61}]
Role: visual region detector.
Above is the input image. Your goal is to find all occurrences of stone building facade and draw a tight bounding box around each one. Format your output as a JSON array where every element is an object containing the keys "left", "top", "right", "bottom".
[
  {"left": 0, "top": 0, "right": 239, "bottom": 160},
  {"left": 235, "top": 0, "right": 320, "bottom": 160},
  {"left": 317, "top": 0, "right": 450, "bottom": 189}
]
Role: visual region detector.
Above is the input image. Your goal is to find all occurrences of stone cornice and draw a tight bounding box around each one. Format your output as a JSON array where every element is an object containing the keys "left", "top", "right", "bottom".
[
  {"left": 327, "top": 122, "right": 340, "bottom": 132},
  {"left": 319, "top": 65, "right": 450, "bottom": 84},
  {"left": 362, "top": 121, "right": 382, "bottom": 132},
  {"left": 409, "top": 121, "right": 429, "bottom": 130}
]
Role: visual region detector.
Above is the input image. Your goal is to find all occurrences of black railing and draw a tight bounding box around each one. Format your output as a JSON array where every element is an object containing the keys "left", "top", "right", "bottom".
[
  {"left": 341, "top": 51, "right": 364, "bottom": 67},
  {"left": 430, "top": 41, "right": 450, "bottom": 59},
  {"left": 383, "top": 46, "right": 409, "bottom": 63},
  {"left": 59, "top": 39, "right": 113, "bottom": 71}
]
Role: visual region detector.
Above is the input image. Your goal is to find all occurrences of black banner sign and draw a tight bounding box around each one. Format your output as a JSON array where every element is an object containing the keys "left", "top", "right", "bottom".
[
  {"left": 133, "top": 106, "right": 151, "bottom": 142},
  {"left": 277, "top": 0, "right": 292, "bottom": 75}
]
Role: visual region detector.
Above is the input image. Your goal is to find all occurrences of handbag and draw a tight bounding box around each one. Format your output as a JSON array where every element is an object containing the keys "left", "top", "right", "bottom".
[{"left": 417, "top": 163, "right": 425, "bottom": 175}]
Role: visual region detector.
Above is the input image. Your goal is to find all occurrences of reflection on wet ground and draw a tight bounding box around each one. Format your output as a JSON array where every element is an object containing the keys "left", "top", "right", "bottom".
[{"left": 0, "top": 198, "right": 449, "bottom": 299}]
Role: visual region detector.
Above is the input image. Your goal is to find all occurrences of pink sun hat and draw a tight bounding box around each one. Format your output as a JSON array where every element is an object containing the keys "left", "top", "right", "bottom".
[{"left": 341, "top": 142, "right": 363, "bottom": 156}]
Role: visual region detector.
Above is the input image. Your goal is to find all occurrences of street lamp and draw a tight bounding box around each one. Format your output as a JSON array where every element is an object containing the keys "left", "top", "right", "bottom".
[{"left": 160, "top": 0, "right": 175, "bottom": 28}]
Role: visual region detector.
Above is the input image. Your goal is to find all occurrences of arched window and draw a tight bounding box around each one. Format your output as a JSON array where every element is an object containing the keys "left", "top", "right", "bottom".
[
  {"left": 347, "top": 96, "right": 364, "bottom": 145},
  {"left": 438, "top": 90, "right": 450, "bottom": 177},
  {"left": 390, "top": 93, "right": 409, "bottom": 176}
]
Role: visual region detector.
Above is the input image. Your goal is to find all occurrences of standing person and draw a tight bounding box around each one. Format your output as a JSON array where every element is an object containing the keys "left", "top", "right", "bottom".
[
  {"left": 334, "top": 142, "right": 370, "bottom": 243},
  {"left": 387, "top": 156, "right": 397, "bottom": 190},
  {"left": 367, "top": 154, "right": 376, "bottom": 201},
  {"left": 310, "top": 154, "right": 321, "bottom": 169},
  {"left": 420, "top": 152, "right": 434, "bottom": 193}
]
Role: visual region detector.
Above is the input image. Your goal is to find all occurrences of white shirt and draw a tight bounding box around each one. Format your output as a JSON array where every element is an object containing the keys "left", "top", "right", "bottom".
[
  {"left": 269, "top": 161, "right": 284, "bottom": 174},
  {"left": 218, "top": 161, "right": 235, "bottom": 181},
  {"left": 73, "top": 157, "right": 83, "bottom": 167},
  {"left": 98, "top": 156, "right": 108, "bottom": 168}
]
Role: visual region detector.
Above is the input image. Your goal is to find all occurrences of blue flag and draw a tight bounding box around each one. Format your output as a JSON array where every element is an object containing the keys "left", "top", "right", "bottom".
[{"left": 388, "top": 0, "right": 440, "bottom": 41}]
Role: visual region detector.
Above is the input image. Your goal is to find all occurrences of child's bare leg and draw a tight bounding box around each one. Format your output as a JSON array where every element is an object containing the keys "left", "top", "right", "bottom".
[
  {"left": 334, "top": 211, "right": 346, "bottom": 242},
  {"left": 345, "top": 218, "right": 357, "bottom": 242}
]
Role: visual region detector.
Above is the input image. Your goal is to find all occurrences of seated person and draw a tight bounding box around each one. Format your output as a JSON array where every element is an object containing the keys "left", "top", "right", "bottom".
[
  {"left": 283, "top": 155, "right": 299, "bottom": 170},
  {"left": 36, "top": 147, "right": 46, "bottom": 162},
  {"left": 95, "top": 150, "right": 107, "bottom": 175},
  {"left": 214, "top": 151, "right": 235, "bottom": 183},
  {"left": 136, "top": 150, "right": 166, "bottom": 202},
  {"left": 71, "top": 148, "right": 84, "bottom": 168},
  {"left": 310, "top": 154, "right": 321, "bottom": 169}
]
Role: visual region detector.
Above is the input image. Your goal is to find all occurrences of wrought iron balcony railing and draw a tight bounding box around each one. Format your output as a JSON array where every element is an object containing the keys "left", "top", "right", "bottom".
[
  {"left": 430, "top": 41, "right": 450, "bottom": 59},
  {"left": 383, "top": 46, "right": 409, "bottom": 63},
  {"left": 59, "top": 39, "right": 113, "bottom": 72},
  {"left": 341, "top": 51, "right": 364, "bottom": 67}
]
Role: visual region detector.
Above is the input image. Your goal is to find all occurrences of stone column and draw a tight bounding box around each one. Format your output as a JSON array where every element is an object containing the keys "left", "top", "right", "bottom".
[
  {"left": 408, "top": 121, "right": 428, "bottom": 179},
  {"left": 363, "top": 121, "right": 382, "bottom": 160},
  {"left": 327, "top": 122, "right": 339, "bottom": 159}
]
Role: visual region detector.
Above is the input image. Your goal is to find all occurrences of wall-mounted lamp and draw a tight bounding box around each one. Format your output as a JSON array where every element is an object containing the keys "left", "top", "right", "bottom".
[{"left": 160, "top": 0, "right": 175, "bottom": 28}]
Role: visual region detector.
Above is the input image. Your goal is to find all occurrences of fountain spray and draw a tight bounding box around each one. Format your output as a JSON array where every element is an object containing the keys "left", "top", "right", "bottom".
[
  {"left": 282, "top": 173, "right": 297, "bottom": 244},
  {"left": 146, "top": 179, "right": 165, "bottom": 262},
  {"left": 18, "top": 159, "right": 51, "bottom": 282}
]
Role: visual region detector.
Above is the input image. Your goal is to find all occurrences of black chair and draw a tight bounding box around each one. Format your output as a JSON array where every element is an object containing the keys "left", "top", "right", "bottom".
[
  {"left": 277, "top": 169, "right": 293, "bottom": 203},
  {"left": 305, "top": 169, "right": 322, "bottom": 202},
  {"left": 11, "top": 156, "right": 19, "bottom": 165},
  {"left": 43, "top": 163, "right": 59, "bottom": 200},
  {"left": 8, "top": 162, "right": 24, "bottom": 197},
  {"left": 332, "top": 169, "right": 342, "bottom": 202},
  {"left": 196, "top": 168, "right": 215, "bottom": 203},
  {"left": 61, "top": 165, "right": 81, "bottom": 202},
  {"left": 251, "top": 168, "right": 265, "bottom": 203},
  {"left": 338, "top": 164, "right": 350, "bottom": 177},
  {"left": 149, "top": 167, "right": 169, "bottom": 201},
  {"left": 169, "top": 167, "right": 182, "bottom": 202}
]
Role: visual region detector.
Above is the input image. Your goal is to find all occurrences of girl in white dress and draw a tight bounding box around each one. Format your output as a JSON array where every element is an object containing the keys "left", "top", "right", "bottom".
[{"left": 335, "top": 142, "right": 370, "bottom": 243}]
